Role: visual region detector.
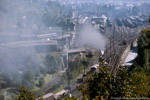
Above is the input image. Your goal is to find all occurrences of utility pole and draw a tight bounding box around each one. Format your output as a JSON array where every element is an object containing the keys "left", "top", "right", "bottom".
[
  {"left": 109, "top": 38, "right": 112, "bottom": 66},
  {"left": 119, "top": 27, "right": 123, "bottom": 43},
  {"left": 112, "top": 25, "right": 115, "bottom": 55},
  {"left": 3, "top": 91, "right": 7, "bottom": 100},
  {"left": 104, "top": 45, "right": 107, "bottom": 62},
  {"left": 105, "top": 35, "right": 112, "bottom": 66}
]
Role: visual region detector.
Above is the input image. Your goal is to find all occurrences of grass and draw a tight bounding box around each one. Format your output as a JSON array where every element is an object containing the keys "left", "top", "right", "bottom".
[
  {"left": 44, "top": 74, "right": 53, "bottom": 85},
  {"left": 32, "top": 74, "right": 53, "bottom": 92}
]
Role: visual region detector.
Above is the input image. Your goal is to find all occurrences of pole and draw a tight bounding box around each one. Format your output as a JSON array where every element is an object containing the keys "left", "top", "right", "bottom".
[{"left": 109, "top": 38, "right": 111, "bottom": 66}]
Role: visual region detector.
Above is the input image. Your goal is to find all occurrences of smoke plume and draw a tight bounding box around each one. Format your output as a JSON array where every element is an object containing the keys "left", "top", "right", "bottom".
[{"left": 77, "top": 24, "right": 107, "bottom": 50}]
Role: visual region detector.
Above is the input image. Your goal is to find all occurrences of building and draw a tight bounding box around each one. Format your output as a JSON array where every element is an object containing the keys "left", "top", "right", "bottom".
[
  {"left": 54, "top": 89, "right": 69, "bottom": 100},
  {"left": 43, "top": 93, "right": 55, "bottom": 100}
]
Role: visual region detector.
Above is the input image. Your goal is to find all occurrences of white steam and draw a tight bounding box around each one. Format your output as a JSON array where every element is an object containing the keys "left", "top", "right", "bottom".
[{"left": 77, "top": 24, "right": 107, "bottom": 50}]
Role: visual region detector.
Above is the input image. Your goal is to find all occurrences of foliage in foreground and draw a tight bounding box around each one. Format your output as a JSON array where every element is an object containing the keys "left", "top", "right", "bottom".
[
  {"left": 137, "top": 28, "right": 150, "bottom": 71},
  {"left": 61, "top": 96, "right": 77, "bottom": 100},
  {"left": 16, "top": 86, "right": 43, "bottom": 100},
  {"left": 79, "top": 63, "right": 150, "bottom": 100}
]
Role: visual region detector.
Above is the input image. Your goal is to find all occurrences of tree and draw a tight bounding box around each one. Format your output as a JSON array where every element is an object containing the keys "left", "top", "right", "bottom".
[
  {"left": 37, "top": 77, "right": 45, "bottom": 87},
  {"left": 137, "top": 28, "right": 150, "bottom": 71},
  {"left": 22, "top": 70, "right": 35, "bottom": 89},
  {"left": 129, "top": 71, "right": 150, "bottom": 97},
  {"left": 79, "top": 63, "right": 133, "bottom": 100},
  {"left": 81, "top": 57, "right": 89, "bottom": 74},
  {"left": 61, "top": 96, "right": 77, "bottom": 100},
  {"left": 16, "top": 86, "right": 43, "bottom": 100},
  {"left": 66, "top": 69, "right": 72, "bottom": 86},
  {"left": 149, "top": 16, "right": 150, "bottom": 24}
]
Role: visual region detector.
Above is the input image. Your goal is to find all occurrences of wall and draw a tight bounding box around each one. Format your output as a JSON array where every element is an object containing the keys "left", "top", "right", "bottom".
[{"left": 120, "top": 44, "right": 131, "bottom": 64}]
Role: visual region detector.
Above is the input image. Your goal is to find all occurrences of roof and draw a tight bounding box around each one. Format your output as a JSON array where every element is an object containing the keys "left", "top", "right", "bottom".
[
  {"left": 65, "top": 49, "right": 86, "bottom": 54},
  {"left": 43, "top": 93, "right": 54, "bottom": 99},
  {"left": 91, "top": 64, "right": 99, "bottom": 69},
  {"left": 54, "top": 89, "right": 69, "bottom": 97},
  {"left": 0, "top": 40, "right": 58, "bottom": 48},
  {"left": 50, "top": 34, "right": 71, "bottom": 40}
]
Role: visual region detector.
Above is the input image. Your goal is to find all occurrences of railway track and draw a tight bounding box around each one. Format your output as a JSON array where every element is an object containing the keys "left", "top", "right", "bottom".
[{"left": 104, "top": 33, "right": 139, "bottom": 74}]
